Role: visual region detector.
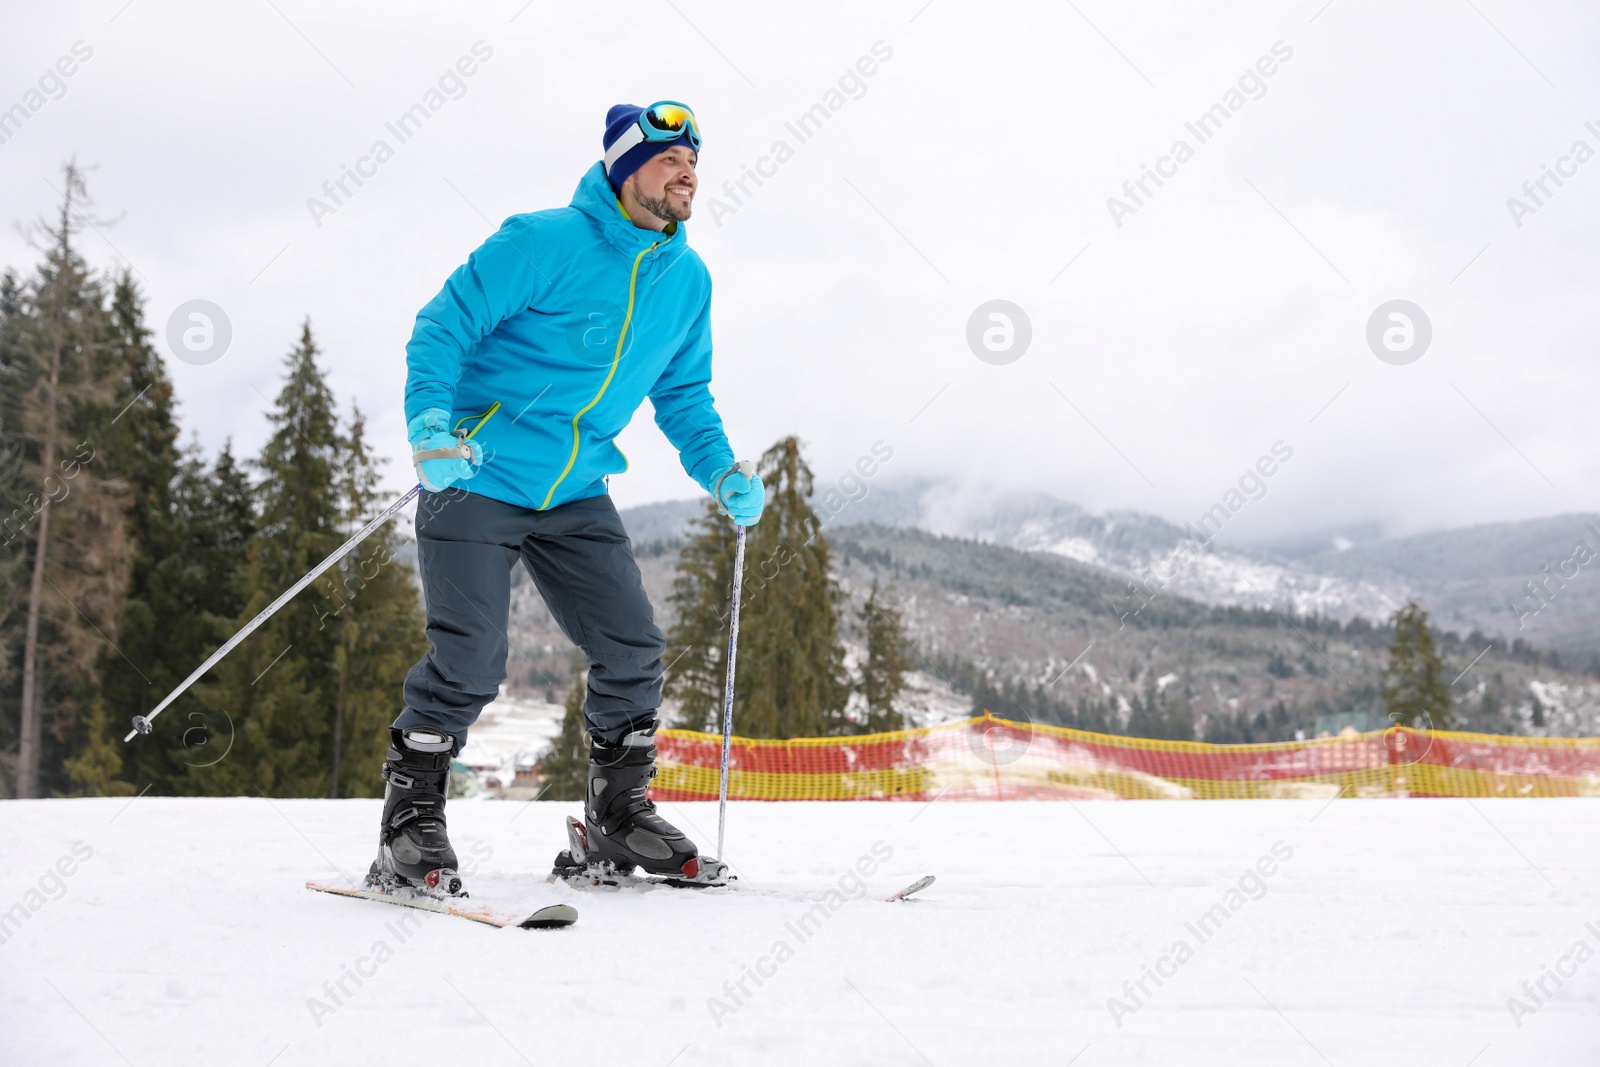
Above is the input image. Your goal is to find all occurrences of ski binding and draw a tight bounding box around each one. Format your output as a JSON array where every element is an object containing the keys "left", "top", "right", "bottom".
[{"left": 549, "top": 815, "right": 734, "bottom": 890}]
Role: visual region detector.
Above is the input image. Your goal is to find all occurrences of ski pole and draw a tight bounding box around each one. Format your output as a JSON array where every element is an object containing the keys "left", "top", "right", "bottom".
[
  {"left": 713, "top": 460, "right": 755, "bottom": 862},
  {"left": 123, "top": 402, "right": 501, "bottom": 743}
]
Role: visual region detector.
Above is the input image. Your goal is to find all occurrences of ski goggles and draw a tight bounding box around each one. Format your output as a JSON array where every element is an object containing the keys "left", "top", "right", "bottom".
[{"left": 605, "top": 100, "right": 701, "bottom": 171}]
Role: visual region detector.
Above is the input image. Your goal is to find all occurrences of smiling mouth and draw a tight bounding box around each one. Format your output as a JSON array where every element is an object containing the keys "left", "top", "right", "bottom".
[{"left": 667, "top": 186, "right": 693, "bottom": 199}]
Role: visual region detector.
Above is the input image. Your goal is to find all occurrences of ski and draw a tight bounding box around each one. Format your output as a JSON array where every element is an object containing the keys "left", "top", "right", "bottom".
[
  {"left": 548, "top": 868, "right": 934, "bottom": 903},
  {"left": 886, "top": 874, "right": 935, "bottom": 902},
  {"left": 550, "top": 816, "right": 929, "bottom": 901},
  {"left": 547, "top": 866, "right": 734, "bottom": 892},
  {"left": 306, "top": 881, "right": 578, "bottom": 929}
]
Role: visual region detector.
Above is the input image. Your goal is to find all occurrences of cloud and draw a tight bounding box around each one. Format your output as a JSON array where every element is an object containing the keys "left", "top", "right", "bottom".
[{"left": 0, "top": 0, "right": 1594, "bottom": 544}]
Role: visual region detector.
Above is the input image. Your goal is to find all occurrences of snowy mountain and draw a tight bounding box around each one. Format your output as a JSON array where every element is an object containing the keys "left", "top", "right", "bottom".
[
  {"left": 838, "top": 478, "right": 1407, "bottom": 625},
  {"left": 1293, "top": 514, "right": 1600, "bottom": 659},
  {"left": 619, "top": 480, "right": 1600, "bottom": 659},
  {"left": 483, "top": 507, "right": 1600, "bottom": 741},
  {"left": 825, "top": 523, "right": 1600, "bottom": 739}
]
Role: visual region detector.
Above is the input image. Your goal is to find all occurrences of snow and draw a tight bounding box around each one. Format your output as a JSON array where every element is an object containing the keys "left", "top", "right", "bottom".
[
  {"left": 1136, "top": 548, "right": 1405, "bottom": 622},
  {"left": 454, "top": 691, "right": 566, "bottom": 779},
  {"left": 1036, "top": 532, "right": 1101, "bottom": 566},
  {"left": 898, "top": 670, "right": 972, "bottom": 729},
  {"left": 4, "top": 797, "right": 1599, "bottom": 1065},
  {"left": 1525, "top": 680, "right": 1600, "bottom": 737},
  {"left": 1019, "top": 526, "right": 1403, "bottom": 624}
]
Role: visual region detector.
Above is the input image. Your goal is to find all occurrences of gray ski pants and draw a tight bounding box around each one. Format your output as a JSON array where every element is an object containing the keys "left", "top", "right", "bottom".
[{"left": 393, "top": 488, "right": 665, "bottom": 754}]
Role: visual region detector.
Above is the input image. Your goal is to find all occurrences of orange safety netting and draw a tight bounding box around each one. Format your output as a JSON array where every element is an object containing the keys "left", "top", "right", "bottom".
[{"left": 651, "top": 713, "right": 1600, "bottom": 801}]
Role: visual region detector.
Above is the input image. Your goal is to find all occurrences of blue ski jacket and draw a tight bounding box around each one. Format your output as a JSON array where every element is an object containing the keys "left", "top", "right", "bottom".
[{"left": 404, "top": 161, "right": 734, "bottom": 511}]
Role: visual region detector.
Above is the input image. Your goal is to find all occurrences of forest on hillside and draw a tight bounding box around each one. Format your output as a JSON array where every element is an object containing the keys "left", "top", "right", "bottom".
[
  {"left": 0, "top": 169, "right": 423, "bottom": 799},
  {"left": 510, "top": 521, "right": 1600, "bottom": 744}
]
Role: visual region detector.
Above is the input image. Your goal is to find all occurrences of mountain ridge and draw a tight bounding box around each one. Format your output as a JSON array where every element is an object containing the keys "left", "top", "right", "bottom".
[{"left": 617, "top": 480, "right": 1600, "bottom": 659}]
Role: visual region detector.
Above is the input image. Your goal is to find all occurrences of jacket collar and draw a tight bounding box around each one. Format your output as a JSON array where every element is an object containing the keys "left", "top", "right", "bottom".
[{"left": 571, "top": 161, "right": 686, "bottom": 256}]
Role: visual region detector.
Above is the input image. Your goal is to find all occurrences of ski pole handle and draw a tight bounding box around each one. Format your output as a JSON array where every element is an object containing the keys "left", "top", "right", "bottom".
[
  {"left": 711, "top": 459, "right": 757, "bottom": 519},
  {"left": 411, "top": 402, "right": 502, "bottom": 464}
]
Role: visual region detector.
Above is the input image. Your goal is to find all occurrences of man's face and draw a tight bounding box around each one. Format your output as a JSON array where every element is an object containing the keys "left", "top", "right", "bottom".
[{"left": 626, "top": 144, "right": 697, "bottom": 224}]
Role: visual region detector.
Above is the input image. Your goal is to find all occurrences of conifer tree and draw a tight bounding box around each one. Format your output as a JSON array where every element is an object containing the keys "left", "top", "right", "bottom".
[
  {"left": 324, "top": 405, "right": 427, "bottom": 798},
  {"left": 859, "top": 580, "right": 914, "bottom": 733},
  {"left": 62, "top": 696, "right": 136, "bottom": 797},
  {"left": 198, "top": 322, "right": 345, "bottom": 796},
  {"left": 1126, "top": 679, "right": 1194, "bottom": 741},
  {"left": 11, "top": 164, "right": 131, "bottom": 797},
  {"left": 1382, "top": 601, "right": 1455, "bottom": 731},
  {"left": 666, "top": 436, "right": 849, "bottom": 737},
  {"left": 662, "top": 504, "right": 735, "bottom": 733},
  {"left": 94, "top": 270, "right": 184, "bottom": 794},
  {"left": 159, "top": 440, "right": 257, "bottom": 792},
  {"left": 0, "top": 269, "right": 28, "bottom": 792}
]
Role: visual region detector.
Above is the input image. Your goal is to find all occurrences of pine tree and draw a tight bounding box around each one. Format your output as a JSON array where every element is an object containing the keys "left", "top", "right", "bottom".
[
  {"left": 93, "top": 270, "right": 183, "bottom": 794},
  {"left": 1382, "top": 601, "right": 1455, "bottom": 730},
  {"left": 323, "top": 405, "right": 427, "bottom": 798},
  {"left": 662, "top": 499, "right": 736, "bottom": 733},
  {"left": 61, "top": 696, "right": 136, "bottom": 797},
  {"left": 159, "top": 440, "right": 256, "bottom": 792},
  {"left": 1126, "top": 679, "right": 1195, "bottom": 741},
  {"left": 859, "top": 580, "right": 914, "bottom": 733},
  {"left": 0, "top": 269, "right": 29, "bottom": 793},
  {"left": 188, "top": 440, "right": 257, "bottom": 607},
  {"left": 10, "top": 164, "right": 132, "bottom": 797},
  {"left": 538, "top": 670, "right": 591, "bottom": 801},
  {"left": 197, "top": 322, "right": 346, "bottom": 796},
  {"left": 666, "top": 437, "right": 850, "bottom": 737}
]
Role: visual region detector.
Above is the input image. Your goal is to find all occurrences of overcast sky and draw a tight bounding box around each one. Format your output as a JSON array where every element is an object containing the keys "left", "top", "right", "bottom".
[{"left": 3, "top": 0, "right": 1596, "bottom": 549}]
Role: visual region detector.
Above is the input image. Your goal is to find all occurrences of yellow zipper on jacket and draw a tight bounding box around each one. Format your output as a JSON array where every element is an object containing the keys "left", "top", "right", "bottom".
[{"left": 539, "top": 239, "right": 659, "bottom": 510}]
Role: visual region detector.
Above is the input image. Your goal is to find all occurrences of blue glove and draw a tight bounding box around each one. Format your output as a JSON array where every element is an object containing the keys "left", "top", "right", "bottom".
[
  {"left": 408, "top": 408, "right": 483, "bottom": 492},
  {"left": 711, "top": 462, "right": 765, "bottom": 526}
]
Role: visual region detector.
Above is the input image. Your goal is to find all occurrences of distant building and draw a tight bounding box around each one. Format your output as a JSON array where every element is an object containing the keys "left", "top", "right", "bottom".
[
  {"left": 1314, "top": 710, "right": 1389, "bottom": 737},
  {"left": 514, "top": 751, "right": 542, "bottom": 785}
]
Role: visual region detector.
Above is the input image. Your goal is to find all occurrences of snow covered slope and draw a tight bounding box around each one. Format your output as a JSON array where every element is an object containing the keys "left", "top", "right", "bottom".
[
  {"left": 4, "top": 798, "right": 1598, "bottom": 1065},
  {"left": 838, "top": 479, "right": 1407, "bottom": 622}
]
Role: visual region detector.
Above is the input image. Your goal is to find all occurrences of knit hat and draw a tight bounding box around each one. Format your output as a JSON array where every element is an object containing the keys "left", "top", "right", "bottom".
[{"left": 603, "top": 103, "right": 698, "bottom": 193}]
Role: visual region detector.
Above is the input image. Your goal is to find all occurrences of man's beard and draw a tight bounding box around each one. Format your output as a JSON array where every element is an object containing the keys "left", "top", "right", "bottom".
[{"left": 635, "top": 186, "right": 692, "bottom": 224}]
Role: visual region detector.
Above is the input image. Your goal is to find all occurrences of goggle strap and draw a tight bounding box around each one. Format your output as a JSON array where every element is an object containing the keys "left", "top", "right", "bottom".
[{"left": 604, "top": 124, "right": 647, "bottom": 172}]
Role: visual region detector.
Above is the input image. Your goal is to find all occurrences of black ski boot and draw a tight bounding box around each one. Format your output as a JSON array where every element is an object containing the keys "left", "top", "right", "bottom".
[
  {"left": 552, "top": 735, "right": 729, "bottom": 888},
  {"left": 366, "top": 726, "right": 464, "bottom": 896}
]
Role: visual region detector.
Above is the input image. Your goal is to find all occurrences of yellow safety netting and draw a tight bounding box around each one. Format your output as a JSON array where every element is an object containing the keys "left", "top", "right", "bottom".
[{"left": 651, "top": 713, "right": 1600, "bottom": 801}]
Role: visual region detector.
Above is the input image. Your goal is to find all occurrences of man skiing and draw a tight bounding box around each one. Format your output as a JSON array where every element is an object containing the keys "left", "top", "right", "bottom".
[{"left": 368, "top": 101, "right": 763, "bottom": 896}]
